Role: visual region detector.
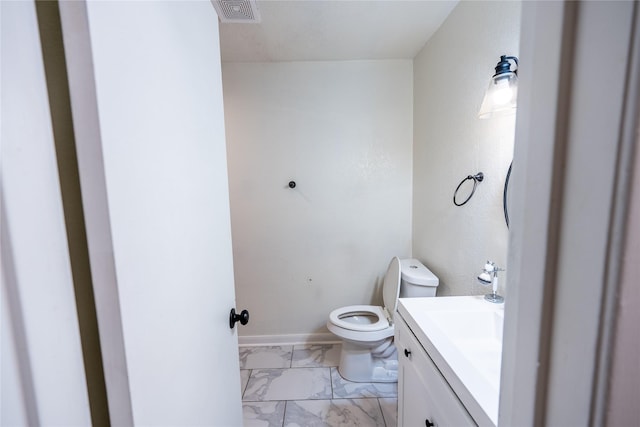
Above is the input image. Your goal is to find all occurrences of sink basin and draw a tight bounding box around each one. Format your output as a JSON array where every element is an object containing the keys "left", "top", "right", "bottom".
[
  {"left": 397, "top": 295, "right": 504, "bottom": 426},
  {"left": 427, "top": 308, "right": 503, "bottom": 387},
  {"left": 427, "top": 309, "right": 504, "bottom": 343}
]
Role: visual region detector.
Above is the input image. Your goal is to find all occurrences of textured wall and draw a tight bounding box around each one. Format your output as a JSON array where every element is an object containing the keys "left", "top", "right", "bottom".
[
  {"left": 223, "top": 60, "right": 413, "bottom": 337},
  {"left": 412, "top": 1, "right": 521, "bottom": 296}
]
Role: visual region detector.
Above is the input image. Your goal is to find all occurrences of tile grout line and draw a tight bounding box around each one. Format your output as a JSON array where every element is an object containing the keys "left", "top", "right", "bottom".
[
  {"left": 245, "top": 366, "right": 335, "bottom": 371},
  {"left": 329, "top": 366, "right": 335, "bottom": 400},
  {"left": 288, "top": 345, "right": 294, "bottom": 368},
  {"left": 377, "top": 397, "right": 387, "bottom": 427},
  {"left": 281, "top": 400, "right": 287, "bottom": 427},
  {"left": 241, "top": 369, "right": 251, "bottom": 400}
]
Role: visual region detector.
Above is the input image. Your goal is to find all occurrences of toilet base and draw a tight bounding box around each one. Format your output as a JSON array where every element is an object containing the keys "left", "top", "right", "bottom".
[{"left": 337, "top": 339, "right": 398, "bottom": 383}]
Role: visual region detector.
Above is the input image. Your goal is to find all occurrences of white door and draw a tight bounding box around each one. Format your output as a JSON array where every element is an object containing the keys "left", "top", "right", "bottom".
[{"left": 60, "top": 1, "right": 243, "bottom": 425}]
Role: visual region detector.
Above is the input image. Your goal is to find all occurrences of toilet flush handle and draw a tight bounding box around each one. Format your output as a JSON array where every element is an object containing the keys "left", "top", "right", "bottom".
[{"left": 229, "top": 308, "right": 250, "bottom": 329}]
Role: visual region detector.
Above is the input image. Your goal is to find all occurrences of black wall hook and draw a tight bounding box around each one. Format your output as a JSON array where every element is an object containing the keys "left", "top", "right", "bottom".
[{"left": 288, "top": 181, "right": 296, "bottom": 189}]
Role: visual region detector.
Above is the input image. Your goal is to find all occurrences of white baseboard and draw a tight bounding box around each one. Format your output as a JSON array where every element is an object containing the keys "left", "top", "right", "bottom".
[{"left": 238, "top": 333, "right": 340, "bottom": 347}]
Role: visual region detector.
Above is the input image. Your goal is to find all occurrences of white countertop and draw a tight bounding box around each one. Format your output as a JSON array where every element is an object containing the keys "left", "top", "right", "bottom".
[{"left": 397, "top": 295, "right": 504, "bottom": 427}]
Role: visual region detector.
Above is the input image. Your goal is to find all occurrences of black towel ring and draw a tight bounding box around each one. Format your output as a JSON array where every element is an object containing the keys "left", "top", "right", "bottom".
[{"left": 453, "top": 172, "right": 484, "bottom": 206}]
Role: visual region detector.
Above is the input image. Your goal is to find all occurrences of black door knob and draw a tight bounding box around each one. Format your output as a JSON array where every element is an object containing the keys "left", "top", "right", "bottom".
[
  {"left": 425, "top": 419, "right": 435, "bottom": 427},
  {"left": 229, "top": 308, "right": 249, "bottom": 329},
  {"left": 404, "top": 348, "right": 411, "bottom": 358}
]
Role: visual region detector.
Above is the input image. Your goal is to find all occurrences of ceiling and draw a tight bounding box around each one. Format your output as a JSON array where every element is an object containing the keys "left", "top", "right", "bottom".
[{"left": 217, "top": 1, "right": 459, "bottom": 62}]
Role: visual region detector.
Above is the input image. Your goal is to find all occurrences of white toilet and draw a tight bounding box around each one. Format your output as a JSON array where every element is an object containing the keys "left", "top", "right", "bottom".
[{"left": 327, "top": 257, "right": 439, "bottom": 383}]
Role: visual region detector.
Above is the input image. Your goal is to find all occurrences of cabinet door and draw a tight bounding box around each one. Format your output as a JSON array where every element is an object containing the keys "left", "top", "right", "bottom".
[
  {"left": 396, "top": 319, "right": 476, "bottom": 426},
  {"left": 399, "top": 359, "right": 436, "bottom": 426}
]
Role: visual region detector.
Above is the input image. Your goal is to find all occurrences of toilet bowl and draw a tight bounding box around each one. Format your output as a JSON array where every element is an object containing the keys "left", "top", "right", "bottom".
[{"left": 327, "top": 257, "right": 439, "bottom": 383}]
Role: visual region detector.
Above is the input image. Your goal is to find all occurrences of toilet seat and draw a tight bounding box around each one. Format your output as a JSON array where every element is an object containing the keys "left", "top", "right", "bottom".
[
  {"left": 327, "top": 257, "right": 401, "bottom": 334},
  {"left": 328, "top": 305, "right": 390, "bottom": 332}
]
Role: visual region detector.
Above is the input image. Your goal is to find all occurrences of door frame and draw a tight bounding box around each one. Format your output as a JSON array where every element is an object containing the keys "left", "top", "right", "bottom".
[{"left": 501, "top": 1, "right": 639, "bottom": 425}]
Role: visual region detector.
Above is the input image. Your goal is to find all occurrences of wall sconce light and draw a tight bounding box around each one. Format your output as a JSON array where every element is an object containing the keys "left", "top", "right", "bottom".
[{"left": 478, "top": 55, "right": 519, "bottom": 119}]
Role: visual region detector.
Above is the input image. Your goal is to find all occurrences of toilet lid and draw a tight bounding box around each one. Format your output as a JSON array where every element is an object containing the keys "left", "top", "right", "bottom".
[{"left": 382, "top": 257, "right": 401, "bottom": 314}]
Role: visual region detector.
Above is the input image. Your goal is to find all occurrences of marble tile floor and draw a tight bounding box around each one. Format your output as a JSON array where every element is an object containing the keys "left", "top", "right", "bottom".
[{"left": 239, "top": 344, "right": 398, "bottom": 427}]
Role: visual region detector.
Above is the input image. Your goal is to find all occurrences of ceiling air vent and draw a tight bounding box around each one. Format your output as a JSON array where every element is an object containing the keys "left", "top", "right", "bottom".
[{"left": 211, "top": 0, "right": 261, "bottom": 24}]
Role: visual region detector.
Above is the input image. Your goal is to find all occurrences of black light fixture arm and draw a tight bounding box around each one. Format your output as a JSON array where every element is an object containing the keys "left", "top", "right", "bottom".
[{"left": 494, "top": 55, "right": 518, "bottom": 77}]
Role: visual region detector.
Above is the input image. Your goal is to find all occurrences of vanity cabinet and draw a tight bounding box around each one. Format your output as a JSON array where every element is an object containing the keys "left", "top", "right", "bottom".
[{"left": 396, "top": 313, "right": 476, "bottom": 427}]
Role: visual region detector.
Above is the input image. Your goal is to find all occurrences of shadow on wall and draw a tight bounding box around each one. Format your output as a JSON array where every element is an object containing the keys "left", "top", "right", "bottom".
[
  {"left": 1, "top": 191, "right": 40, "bottom": 426},
  {"left": 370, "top": 276, "right": 384, "bottom": 306}
]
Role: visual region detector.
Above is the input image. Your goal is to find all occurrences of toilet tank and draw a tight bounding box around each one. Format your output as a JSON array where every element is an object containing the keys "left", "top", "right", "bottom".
[{"left": 399, "top": 258, "right": 439, "bottom": 298}]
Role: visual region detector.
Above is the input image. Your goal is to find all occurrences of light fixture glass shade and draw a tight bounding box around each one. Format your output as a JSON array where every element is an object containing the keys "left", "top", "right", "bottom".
[{"left": 478, "top": 71, "right": 518, "bottom": 119}]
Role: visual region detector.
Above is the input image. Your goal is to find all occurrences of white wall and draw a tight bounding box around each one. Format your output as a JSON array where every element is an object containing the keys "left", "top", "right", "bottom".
[
  {"left": 0, "top": 2, "right": 91, "bottom": 425},
  {"left": 412, "top": 1, "right": 521, "bottom": 296},
  {"left": 223, "top": 60, "right": 413, "bottom": 338}
]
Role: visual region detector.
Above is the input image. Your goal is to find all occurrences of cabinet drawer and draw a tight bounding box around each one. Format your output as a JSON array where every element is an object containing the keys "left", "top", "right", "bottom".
[{"left": 396, "top": 319, "right": 476, "bottom": 427}]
